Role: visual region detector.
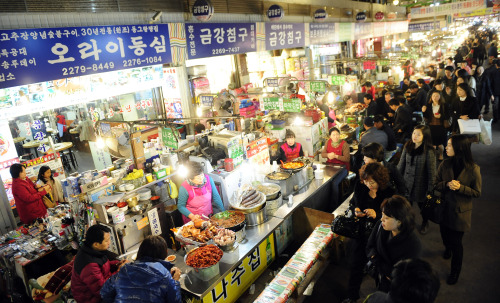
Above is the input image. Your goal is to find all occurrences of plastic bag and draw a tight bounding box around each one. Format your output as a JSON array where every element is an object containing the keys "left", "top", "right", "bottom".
[{"left": 479, "top": 119, "right": 492, "bottom": 145}]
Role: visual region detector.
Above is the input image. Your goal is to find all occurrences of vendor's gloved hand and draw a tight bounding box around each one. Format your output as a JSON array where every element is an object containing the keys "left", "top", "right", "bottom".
[{"left": 171, "top": 267, "right": 181, "bottom": 281}]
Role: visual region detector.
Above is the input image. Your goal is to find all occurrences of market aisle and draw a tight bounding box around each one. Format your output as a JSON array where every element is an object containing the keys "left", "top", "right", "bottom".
[{"left": 305, "top": 116, "right": 500, "bottom": 303}]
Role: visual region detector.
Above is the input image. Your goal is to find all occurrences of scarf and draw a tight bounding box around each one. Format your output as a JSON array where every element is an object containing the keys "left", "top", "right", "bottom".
[
  {"left": 409, "top": 144, "right": 424, "bottom": 166},
  {"left": 187, "top": 175, "right": 207, "bottom": 188}
]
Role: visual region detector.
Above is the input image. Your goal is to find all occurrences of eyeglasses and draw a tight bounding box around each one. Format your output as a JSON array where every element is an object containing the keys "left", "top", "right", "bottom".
[{"left": 363, "top": 179, "right": 377, "bottom": 186}]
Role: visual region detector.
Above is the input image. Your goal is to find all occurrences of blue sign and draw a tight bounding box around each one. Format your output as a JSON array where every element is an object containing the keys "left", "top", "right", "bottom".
[
  {"left": 314, "top": 9, "right": 328, "bottom": 22},
  {"left": 408, "top": 22, "right": 440, "bottom": 32},
  {"left": 267, "top": 4, "right": 285, "bottom": 21},
  {"left": 356, "top": 12, "right": 367, "bottom": 22},
  {"left": 0, "top": 24, "right": 172, "bottom": 89},
  {"left": 192, "top": 0, "right": 214, "bottom": 22},
  {"left": 201, "top": 95, "right": 214, "bottom": 106},
  {"left": 265, "top": 23, "right": 305, "bottom": 51},
  {"left": 266, "top": 78, "right": 279, "bottom": 87},
  {"left": 185, "top": 23, "right": 256, "bottom": 59},
  {"left": 309, "top": 23, "right": 335, "bottom": 45}
]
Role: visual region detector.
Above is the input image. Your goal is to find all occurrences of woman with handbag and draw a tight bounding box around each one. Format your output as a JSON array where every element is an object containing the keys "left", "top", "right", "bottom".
[
  {"left": 450, "top": 83, "right": 481, "bottom": 134},
  {"left": 342, "top": 163, "right": 394, "bottom": 303},
  {"left": 397, "top": 125, "right": 437, "bottom": 234},
  {"left": 10, "top": 163, "right": 50, "bottom": 224},
  {"left": 366, "top": 195, "right": 422, "bottom": 292},
  {"left": 434, "top": 134, "right": 481, "bottom": 285},
  {"left": 36, "top": 166, "right": 64, "bottom": 206},
  {"left": 422, "top": 91, "right": 452, "bottom": 161}
]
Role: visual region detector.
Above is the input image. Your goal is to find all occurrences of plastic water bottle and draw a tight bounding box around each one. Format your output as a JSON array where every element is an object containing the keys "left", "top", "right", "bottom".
[{"left": 288, "top": 195, "right": 293, "bottom": 207}]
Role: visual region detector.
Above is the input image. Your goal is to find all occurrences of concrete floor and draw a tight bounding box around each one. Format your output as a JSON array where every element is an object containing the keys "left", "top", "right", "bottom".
[{"left": 239, "top": 113, "right": 500, "bottom": 303}]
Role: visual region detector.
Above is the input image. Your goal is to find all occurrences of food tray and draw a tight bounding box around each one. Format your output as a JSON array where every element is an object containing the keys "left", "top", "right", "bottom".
[{"left": 174, "top": 221, "right": 215, "bottom": 246}]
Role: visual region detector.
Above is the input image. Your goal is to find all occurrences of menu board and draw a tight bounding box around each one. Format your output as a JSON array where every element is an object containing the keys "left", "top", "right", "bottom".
[
  {"left": 265, "top": 23, "right": 305, "bottom": 51},
  {"left": 261, "top": 97, "right": 281, "bottom": 111},
  {"left": 329, "top": 75, "right": 346, "bottom": 86},
  {"left": 283, "top": 98, "right": 301, "bottom": 113},
  {"left": 309, "top": 81, "right": 326, "bottom": 93}
]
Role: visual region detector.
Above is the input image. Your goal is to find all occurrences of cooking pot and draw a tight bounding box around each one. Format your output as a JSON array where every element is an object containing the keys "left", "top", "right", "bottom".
[
  {"left": 280, "top": 161, "right": 306, "bottom": 174},
  {"left": 255, "top": 183, "right": 281, "bottom": 200},
  {"left": 244, "top": 205, "right": 268, "bottom": 227},
  {"left": 265, "top": 172, "right": 293, "bottom": 197}
]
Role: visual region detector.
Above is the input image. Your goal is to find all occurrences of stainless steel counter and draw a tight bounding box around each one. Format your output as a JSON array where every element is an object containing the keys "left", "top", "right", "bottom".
[{"left": 175, "top": 216, "right": 283, "bottom": 299}]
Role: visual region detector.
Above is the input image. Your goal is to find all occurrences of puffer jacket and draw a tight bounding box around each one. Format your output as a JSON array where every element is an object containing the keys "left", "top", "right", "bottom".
[
  {"left": 101, "top": 257, "right": 182, "bottom": 303},
  {"left": 71, "top": 245, "right": 120, "bottom": 303}
]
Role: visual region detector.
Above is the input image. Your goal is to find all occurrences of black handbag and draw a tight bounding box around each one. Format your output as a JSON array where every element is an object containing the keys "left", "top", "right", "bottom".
[
  {"left": 422, "top": 190, "right": 446, "bottom": 224},
  {"left": 331, "top": 206, "right": 363, "bottom": 239}
]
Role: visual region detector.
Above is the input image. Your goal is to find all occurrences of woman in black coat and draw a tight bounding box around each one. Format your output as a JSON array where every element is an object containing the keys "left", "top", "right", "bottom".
[
  {"left": 451, "top": 83, "right": 481, "bottom": 134},
  {"left": 422, "top": 91, "right": 452, "bottom": 161},
  {"left": 366, "top": 195, "right": 422, "bottom": 292},
  {"left": 434, "top": 134, "right": 481, "bottom": 285},
  {"left": 342, "top": 163, "right": 395, "bottom": 303}
]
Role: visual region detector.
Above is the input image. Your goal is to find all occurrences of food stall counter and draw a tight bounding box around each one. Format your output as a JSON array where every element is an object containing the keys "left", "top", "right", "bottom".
[{"left": 176, "top": 216, "right": 283, "bottom": 301}]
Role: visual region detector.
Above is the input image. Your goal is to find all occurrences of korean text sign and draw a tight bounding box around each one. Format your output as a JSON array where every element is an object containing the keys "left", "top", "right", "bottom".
[
  {"left": 309, "top": 23, "right": 335, "bottom": 45},
  {"left": 185, "top": 23, "right": 256, "bottom": 59},
  {"left": 0, "top": 24, "right": 172, "bottom": 89},
  {"left": 265, "top": 23, "right": 305, "bottom": 51},
  {"left": 162, "top": 127, "right": 179, "bottom": 150}
]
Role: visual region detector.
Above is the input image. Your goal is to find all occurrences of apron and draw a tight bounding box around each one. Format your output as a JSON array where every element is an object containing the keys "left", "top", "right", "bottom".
[
  {"left": 325, "top": 139, "right": 350, "bottom": 171},
  {"left": 181, "top": 174, "right": 213, "bottom": 224},
  {"left": 281, "top": 143, "right": 301, "bottom": 162},
  {"left": 328, "top": 110, "right": 336, "bottom": 129}
]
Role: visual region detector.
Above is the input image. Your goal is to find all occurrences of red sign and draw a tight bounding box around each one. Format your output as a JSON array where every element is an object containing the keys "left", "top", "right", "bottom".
[
  {"left": 363, "top": 61, "right": 376, "bottom": 70},
  {"left": 0, "top": 158, "right": 20, "bottom": 170},
  {"left": 375, "top": 11, "right": 384, "bottom": 21},
  {"left": 245, "top": 137, "right": 268, "bottom": 159},
  {"left": 22, "top": 153, "right": 60, "bottom": 167},
  {"left": 387, "top": 12, "right": 397, "bottom": 20}
]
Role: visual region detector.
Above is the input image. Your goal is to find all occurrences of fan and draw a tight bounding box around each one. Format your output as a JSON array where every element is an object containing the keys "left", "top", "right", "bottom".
[{"left": 214, "top": 91, "right": 236, "bottom": 116}]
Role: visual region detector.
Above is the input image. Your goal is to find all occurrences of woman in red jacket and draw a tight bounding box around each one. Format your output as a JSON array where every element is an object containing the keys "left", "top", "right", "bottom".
[{"left": 10, "top": 163, "right": 49, "bottom": 224}]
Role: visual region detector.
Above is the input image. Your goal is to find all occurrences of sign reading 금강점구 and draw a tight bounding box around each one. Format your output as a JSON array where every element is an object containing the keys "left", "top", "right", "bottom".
[
  {"left": 185, "top": 23, "right": 256, "bottom": 59},
  {"left": 265, "top": 23, "right": 305, "bottom": 51},
  {"left": 0, "top": 24, "right": 172, "bottom": 89}
]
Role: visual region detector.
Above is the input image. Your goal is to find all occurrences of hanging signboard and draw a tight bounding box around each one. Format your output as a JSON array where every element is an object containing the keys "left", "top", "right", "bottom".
[
  {"left": 265, "top": 23, "right": 305, "bottom": 51},
  {"left": 200, "top": 95, "right": 214, "bottom": 107},
  {"left": 378, "top": 59, "right": 390, "bottom": 66},
  {"left": 161, "top": 127, "right": 179, "bottom": 149},
  {"left": 375, "top": 11, "right": 385, "bottom": 21},
  {"left": 283, "top": 98, "right": 301, "bottom": 113},
  {"left": 261, "top": 97, "right": 281, "bottom": 111},
  {"left": 408, "top": 21, "right": 442, "bottom": 32},
  {"left": 354, "top": 22, "right": 372, "bottom": 40},
  {"left": 309, "top": 23, "right": 335, "bottom": 45},
  {"left": 309, "top": 81, "right": 326, "bottom": 93},
  {"left": 313, "top": 9, "right": 328, "bottom": 22},
  {"left": 0, "top": 24, "right": 172, "bottom": 89},
  {"left": 192, "top": 0, "right": 214, "bottom": 22},
  {"left": 267, "top": 4, "right": 285, "bottom": 21},
  {"left": 185, "top": 23, "right": 256, "bottom": 59},
  {"left": 386, "top": 12, "right": 397, "bottom": 20},
  {"left": 411, "top": 0, "right": 486, "bottom": 18},
  {"left": 336, "top": 22, "right": 354, "bottom": 42},
  {"left": 356, "top": 12, "right": 367, "bottom": 22},
  {"left": 265, "top": 78, "right": 279, "bottom": 87},
  {"left": 363, "top": 61, "right": 376, "bottom": 70},
  {"left": 329, "top": 75, "right": 346, "bottom": 86}
]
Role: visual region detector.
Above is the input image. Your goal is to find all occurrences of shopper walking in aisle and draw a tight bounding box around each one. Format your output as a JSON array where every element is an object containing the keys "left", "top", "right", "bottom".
[
  {"left": 487, "top": 59, "right": 500, "bottom": 122},
  {"left": 434, "top": 135, "right": 481, "bottom": 285},
  {"left": 397, "top": 125, "right": 436, "bottom": 235},
  {"left": 342, "top": 163, "right": 395, "bottom": 303},
  {"left": 475, "top": 66, "right": 492, "bottom": 115},
  {"left": 422, "top": 91, "right": 452, "bottom": 161},
  {"left": 450, "top": 83, "right": 481, "bottom": 133},
  {"left": 361, "top": 143, "right": 405, "bottom": 195},
  {"left": 365, "top": 195, "right": 422, "bottom": 292}
]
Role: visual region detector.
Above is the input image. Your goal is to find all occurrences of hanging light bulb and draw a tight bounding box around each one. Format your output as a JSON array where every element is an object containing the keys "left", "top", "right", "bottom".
[
  {"left": 196, "top": 106, "right": 202, "bottom": 117},
  {"left": 96, "top": 136, "right": 105, "bottom": 149},
  {"left": 393, "top": 0, "right": 399, "bottom": 5}
]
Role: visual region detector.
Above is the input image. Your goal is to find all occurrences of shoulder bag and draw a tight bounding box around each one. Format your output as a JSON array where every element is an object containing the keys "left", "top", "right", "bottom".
[
  {"left": 421, "top": 189, "right": 445, "bottom": 224},
  {"left": 331, "top": 205, "right": 363, "bottom": 239},
  {"left": 43, "top": 195, "right": 57, "bottom": 209}
]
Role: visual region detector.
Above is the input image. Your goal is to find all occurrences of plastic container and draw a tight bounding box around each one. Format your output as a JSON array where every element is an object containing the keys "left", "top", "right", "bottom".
[
  {"left": 314, "top": 169, "right": 324, "bottom": 180},
  {"left": 224, "top": 158, "right": 234, "bottom": 172},
  {"left": 271, "top": 120, "right": 286, "bottom": 129},
  {"left": 111, "top": 211, "right": 125, "bottom": 224}
]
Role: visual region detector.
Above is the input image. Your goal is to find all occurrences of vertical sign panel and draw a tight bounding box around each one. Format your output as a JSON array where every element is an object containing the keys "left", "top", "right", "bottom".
[
  {"left": 265, "top": 23, "right": 305, "bottom": 51},
  {"left": 309, "top": 23, "right": 335, "bottom": 45}
]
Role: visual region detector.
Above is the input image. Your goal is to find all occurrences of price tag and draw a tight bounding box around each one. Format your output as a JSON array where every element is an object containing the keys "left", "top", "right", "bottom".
[
  {"left": 262, "top": 97, "right": 281, "bottom": 111},
  {"left": 363, "top": 61, "right": 376, "bottom": 70},
  {"left": 266, "top": 78, "right": 279, "bottom": 87},
  {"left": 137, "top": 217, "right": 150, "bottom": 230},
  {"left": 147, "top": 208, "right": 162, "bottom": 236},
  {"left": 200, "top": 95, "right": 214, "bottom": 107},
  {"left": 162, "top": 127, "right": 179, "bottom": 149},
  {"left": 309, "top": 81, "right": 326, "bottom": 93}
]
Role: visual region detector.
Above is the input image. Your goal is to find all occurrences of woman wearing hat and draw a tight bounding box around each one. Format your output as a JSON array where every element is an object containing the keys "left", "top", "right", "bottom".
[{"left": 277, "top": 129, "right": 304, "bottom": 163}]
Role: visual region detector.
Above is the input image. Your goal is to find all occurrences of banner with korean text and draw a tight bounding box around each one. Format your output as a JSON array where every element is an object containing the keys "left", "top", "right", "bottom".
[
  {"left": 411, "top": 0, "right": 486, "bottom": 18},
  {"left": 185, "top": 23, "right": 256, "bottom": 59},
  {"left": 0, "top": 24, "right": 172, "bottom": 89},
  {"left": 265, "top": 23, "right": 305, "bottom": 51}
]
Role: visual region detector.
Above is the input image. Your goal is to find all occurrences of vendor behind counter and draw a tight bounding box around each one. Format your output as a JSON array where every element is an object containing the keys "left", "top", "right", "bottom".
[
  {"left": 177, "top": 162, "right": 225, "bottom": 223},
  {"left": 277, "top": 129, "right": 304, "bottom": 163}
]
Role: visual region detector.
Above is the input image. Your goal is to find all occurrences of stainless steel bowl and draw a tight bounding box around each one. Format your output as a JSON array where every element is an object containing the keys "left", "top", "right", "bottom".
[{"left": 255, "top": 183, "right": 281, "bottom": 200}]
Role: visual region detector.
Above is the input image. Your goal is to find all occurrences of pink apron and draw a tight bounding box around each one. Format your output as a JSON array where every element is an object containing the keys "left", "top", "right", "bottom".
[{"left": 181, "top": 174, "right": 213, "bottom": 224}]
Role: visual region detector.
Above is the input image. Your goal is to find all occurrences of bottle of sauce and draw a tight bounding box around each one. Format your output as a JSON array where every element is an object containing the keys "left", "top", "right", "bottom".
[{"left": 224, "top": 158, "right": 234, "bottom": 172}]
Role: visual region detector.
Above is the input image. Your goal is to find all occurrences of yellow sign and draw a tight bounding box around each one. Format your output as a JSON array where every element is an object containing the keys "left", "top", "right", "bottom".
[
  {"left": 202, "top": 234, "right": 276, "bottom": 303},
  {"left": 136, "top": 216, "right": 149, "bottom": 230}
]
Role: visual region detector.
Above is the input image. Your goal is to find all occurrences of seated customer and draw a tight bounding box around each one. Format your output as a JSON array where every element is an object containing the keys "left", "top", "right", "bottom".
[
  {"left": 364, "top": 258, "right": 440, "bottom": 303},
  {"left": 359, "top": 117, "right": 388, "bottom": 150},
  {"left": 72, "top": 225, "right": 126, "bottom": 303},
  {"left": 101, "top": 235, "right": 182, "bottom": 303},
  {"left": 389, "top": 98, "right": 413, "bottom": 144},
  {"left": 373, "top": 115, "right": 396, "bottom": 157}
]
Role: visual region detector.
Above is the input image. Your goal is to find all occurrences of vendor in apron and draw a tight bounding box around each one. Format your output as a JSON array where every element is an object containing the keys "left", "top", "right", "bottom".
[
  {"left": 277, "top": 129, "right": 304, "bottom": 163},
  {"left": 321, "top": 127, "right": 350, "bottom": 171},
  {"left": 177, "top": 162, "right": 225, "bottom": 223}
]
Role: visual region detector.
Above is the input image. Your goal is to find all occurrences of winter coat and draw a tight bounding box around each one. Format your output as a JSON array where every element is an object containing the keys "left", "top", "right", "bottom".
[
  {"left": 12, "top": 178, "right": 47, "bottom": 224},
  {"left": 366, "top": 221, "right": 422, "bottom": 281},
  {"left": 397, "top": 145, "right": 436, "bottom": 204},
  {"left": 364, "top": 291, "right": 395, "bottom": 303},
  {"left": 101, "top": 258, "right": 182, "bottom": 303},
  {"left": 434, "top": 159, "right": 481, "bottom": 232},
  {"left": 71, "top": 245, "right": 120, "bottom": 303},
  {"left": 450, "top": 96, "right": 480, "bottom": 133}
]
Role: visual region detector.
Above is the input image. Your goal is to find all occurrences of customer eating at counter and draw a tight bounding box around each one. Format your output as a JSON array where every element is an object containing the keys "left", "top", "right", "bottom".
[
  {"left": 321, "top": 127, "right": 350, "bottom": 171},
  {"left": 10, "top": 163, "right": 50, "bottom": 224},
  {"left": 178, "top": 161, "right": 225, "bottom": 223},
  {"left": 277, "top": 129, "right": 304, "bottom": 163}
]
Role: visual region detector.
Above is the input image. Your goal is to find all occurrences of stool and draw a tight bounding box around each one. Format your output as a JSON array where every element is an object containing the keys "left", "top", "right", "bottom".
[
  {"left": 60, "top": 153, "right": 72, "bottom": 171},
  {"left": 20, "top": 153, "right": 34, "bottom": 161},
  {"left": 63, "top": 149, "right": 78, "bottom": 169}
]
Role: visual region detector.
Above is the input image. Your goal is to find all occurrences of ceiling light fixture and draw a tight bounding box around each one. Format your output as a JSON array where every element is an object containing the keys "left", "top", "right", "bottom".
[{"left": 393, "top": 0, "right": 399, "bottom": 5}]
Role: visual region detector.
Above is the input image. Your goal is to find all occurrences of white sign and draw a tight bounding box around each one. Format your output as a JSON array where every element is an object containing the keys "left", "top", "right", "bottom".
[{"left": 147, "top": 207, "right": 162, "bottom": 236}]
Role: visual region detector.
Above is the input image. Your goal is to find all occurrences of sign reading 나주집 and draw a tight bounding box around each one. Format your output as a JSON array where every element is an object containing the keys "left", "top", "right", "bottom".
[
  {"left": 185, "top": 23, "right": 256, "bottom": 59},
  {"left": 0, "top": 24, "right": 172, "bottom": 89},
  {"left": 309, "top": 23, "right": 335, "bottom": 45},
  {"left": 265, "top": 23, "right": 305, "bottom": 51}
]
